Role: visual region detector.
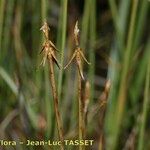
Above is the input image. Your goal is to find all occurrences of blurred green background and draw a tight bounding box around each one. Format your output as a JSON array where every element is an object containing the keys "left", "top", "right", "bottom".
[{"left": 0, "top": 0, "right": 150, "bottom": 149}]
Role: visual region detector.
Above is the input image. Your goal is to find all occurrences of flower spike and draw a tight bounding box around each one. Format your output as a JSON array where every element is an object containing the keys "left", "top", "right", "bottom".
[
  {"left": 40, "top": 22, "right": 60, "bottom": 68},
  {"left": 40, "top": 22, "right": 50, "bottom": 40},
  {"left": 64, "top": 21, "right": 90, "bottom": 80}
]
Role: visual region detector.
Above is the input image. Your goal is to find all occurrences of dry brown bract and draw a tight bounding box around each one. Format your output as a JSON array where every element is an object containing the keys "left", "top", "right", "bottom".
[
  {"left": 64, "top": 21, "right": 90, "bottom": 80},
  {"left": 40, "top": 22, "right": 60, "bottom": 68}
]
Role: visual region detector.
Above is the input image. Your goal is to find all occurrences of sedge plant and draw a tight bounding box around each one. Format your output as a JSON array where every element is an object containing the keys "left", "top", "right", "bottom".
[
  {"left": 39, "top": 22, "right": 64, "bottom": 150},
  {"left": 64, "top": 21, "right": 90, "bottom": 150}
]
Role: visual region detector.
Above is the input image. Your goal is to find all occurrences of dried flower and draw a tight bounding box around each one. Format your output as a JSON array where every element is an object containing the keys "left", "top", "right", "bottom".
[{"left": 64, "top": 21, "right": 90, "bottom": 80}]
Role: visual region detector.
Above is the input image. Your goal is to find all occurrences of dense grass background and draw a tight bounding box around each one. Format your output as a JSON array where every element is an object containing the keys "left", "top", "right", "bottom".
[{"left": 0, "top": 0, "right": 149, "bottom": 149}]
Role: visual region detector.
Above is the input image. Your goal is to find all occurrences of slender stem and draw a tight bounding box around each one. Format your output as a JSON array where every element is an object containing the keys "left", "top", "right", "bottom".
[
  {"left": 138, "top": 60, "right": 150, "bottom": 150},
  {"left": 108, "top": 0, "right": 125, "bottom": 50},
  {"left": 78, "top": 71, "right": 84, "bottom": 150},
  {"left": 57, "top": 0, "right": 67, "bottom": 138},
  {"left": 81, "top": 0, "right": 90, "bottom": 49},
  {"left": 108, "top": 0, "right": 118, "bottom": 24},
  {"left": 113, "top": 0, "right": 139, "bottom": 149},
  {"left": 2, "top": 0, "right": 14, "bottom": 59},
  {"left": 132, "top": 0, "right": 149, "bottom": 55},
  {"left": 41, "top": 0, "right": 52, "bottom": 139},
  {"left": 0, "top": 0, "right": 5, "bottom": 51},
  {"left": 58, "top": 0, "right": 68, "bottom": 100},
  {"left": 41, "top": 0, "right": 46, "bottom": 23},
  {"left": 49, "top": 58, "right": 64, "bottom": 150},
  {"left": 89, "top": 0, "right": 96, "bottom": 102}
]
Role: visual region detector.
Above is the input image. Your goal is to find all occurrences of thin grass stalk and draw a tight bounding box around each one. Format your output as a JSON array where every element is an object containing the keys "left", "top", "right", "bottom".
[
  {"left": 49, "top": 59, "right": 64, "bottom": 149},
  {"left": 62, "top": 65, "right": 75, "bottom": 132},
  {"left": 0, "top": 0, "right": 5, "bottom": 51},
  {"left": 56, "top": 0, "right": 63, "bottom": 49},
  {"left": 13, "top": 0, "right": 24, "bottom": 73},
  {"left": 0, "top": 67, "right": 18, "bottom": 95},
  {"left": 132, "top": 0, "right": 149, "bottom": 55},
  {"left": 137, "top": 60, "right": 150, "bottom": 150},
  {"left": 105, "top": 1, "right": 131, "bottom": 139},
  {"left": 113, "top": 0, "right": 139, "bottom": 149},
  {"left": 31, "top": 0, "right": 41, "bottom": 58},
  {"left": 49, "top": 58, "right": 64, "bottom": 150},
  {"left": 41, "top": 0, "right": 52, "bottom": 138},
  {"left": 58, "top": 0, "right": 68, "bottom": 100},
  {"left": 81, "top": 0, "right": 90, "bottom": 49},
  {"left": 2, "top": 0, "right": 14, "bottom": 60},
  {"left": 35, "top": 0, "right": 44, "bottom": 96},
  {"left": 70, "top": 74, "right": 78, "bottom": 130},
  {"left": 130, "top": 39, "right": 150, "bottom": 104},
  {"left": 118, "top": 0, "right": 131, "bottom": 43},
  {"left": 54, "top": 0, "right": 68, "bottom": 138},
  {"left": 108, "top": 0, "right": 118, "bottom": 24},
  {"left": 108, "top": 0, "right": 125, "bottom": 50},
  {"left": 78, "top": 71, "right": 84, "bottom": 150},
  {"left": 44, "top": 61, "right": 51, "bottom": 139},
  {"left": 89, "top": 0, "right": 96, "bottom": 102},
  {"left": 13, "top": 1, "right": 32, "bottom": 144},
  {"left": 41, "top": 0, "right": 46, "bottom": 23}
]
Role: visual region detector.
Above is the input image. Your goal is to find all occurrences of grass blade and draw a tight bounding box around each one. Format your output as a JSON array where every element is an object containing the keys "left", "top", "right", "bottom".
[
  {"left": 137, "top": 59, "right": 150, "bottom": 150},
  {"left": 112, "top": 0, "right": 139, "bottom": 148},
  {"left": 0, "top": 67, "right": 18, "bottom": 95},
  {"left": 58, "top": 0, "right": 68, "bottom": 100},
  {"left": 89, "top": 0, "right": 96, "bottom": 102},
  {"left": 0, "top": 0, "right": 5, "bottom": 51}
]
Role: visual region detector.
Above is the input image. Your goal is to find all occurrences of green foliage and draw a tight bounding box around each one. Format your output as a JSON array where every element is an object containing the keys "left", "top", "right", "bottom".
[{"left": 0, "top": 0, "right": 149, "bottom": 149}]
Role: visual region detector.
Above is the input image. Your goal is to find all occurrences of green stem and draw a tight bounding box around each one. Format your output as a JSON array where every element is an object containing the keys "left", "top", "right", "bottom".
[
  {"left": 89, "top": 0, "right": 96, "bottom": 102},
  {"left": 137, "top": 54, "right": 150, "bottom": 150},
  {"left": 108, "top": 0, "right": 118, "bottom": 24},
  {"left": 108, "top": 0, "right": 125, "bottom": 50},
  {"left": 58, "top": 0, "right": 68, "bottom": 100},
  {"left": 132, "top": 0, "right": 149, "bottom": 55},
  {"left": 113, "top": 0, "right": 139, "bottom": 149},
  {"left": 2, "top": 0, "right": 14, "bottom": 60},
  {"left": 41, "top": 0, "right": 46, "bottom": 23},
  {"left": 81, "top": 0, "right": 91, "bottom": 49},
  {"left": 41, "top": 0, "right": 51, "bottom": 138},
  {"left": 0, "top": 0, "right": 5, "bottom": 52}
]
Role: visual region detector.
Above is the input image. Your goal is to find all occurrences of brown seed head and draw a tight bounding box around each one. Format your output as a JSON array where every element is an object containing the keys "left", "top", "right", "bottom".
[
  {"left": 99, "top": 79, "right": 111, "bottom": 108},
  {"left": 40, "top": 22, "right": 50, "bottom": 39}
]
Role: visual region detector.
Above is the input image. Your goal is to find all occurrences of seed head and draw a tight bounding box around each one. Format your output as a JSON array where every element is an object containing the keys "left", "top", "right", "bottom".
[
  {"left": 40, "top": 22, "right": 50, "bottom": 39},
  {"left": 64, "top": 21, "right": 90, "bottom": 80}
]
